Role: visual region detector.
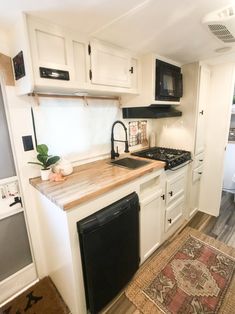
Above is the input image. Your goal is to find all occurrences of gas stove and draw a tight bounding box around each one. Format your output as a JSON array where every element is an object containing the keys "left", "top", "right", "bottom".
[{"left": 131, "top": 146, "right": 191, "bottom": 170}]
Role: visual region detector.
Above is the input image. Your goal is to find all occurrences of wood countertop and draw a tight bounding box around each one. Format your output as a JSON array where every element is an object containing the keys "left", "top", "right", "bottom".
[{"left": 29, "top": 156, "right": 165, "bottom": 211}]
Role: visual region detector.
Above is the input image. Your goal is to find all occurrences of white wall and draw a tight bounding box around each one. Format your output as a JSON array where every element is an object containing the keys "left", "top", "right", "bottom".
[
  {"left": 33, "top": 97, "right": 121, "bottom": 163},
  {"left": 152, "top": 116, "right": 193, "bottom": 151},
  {"left": 0, "top": 28, "right": 10, "bottom": 56},
  {"left": 199, "top": 63, "right": 235, "bottom": 216}
]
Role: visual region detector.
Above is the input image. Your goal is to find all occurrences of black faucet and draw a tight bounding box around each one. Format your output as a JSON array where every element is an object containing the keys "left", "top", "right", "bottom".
[
  {"left": 111, "top": 120, "right": 129, "bottom": 159},
  {"left": 9, "top": 196, "right": 22, "bottom": 207}
]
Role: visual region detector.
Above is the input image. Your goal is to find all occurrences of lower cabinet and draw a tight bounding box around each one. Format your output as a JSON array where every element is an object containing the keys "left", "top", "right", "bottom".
[
  {"left": 188, "top": 152, "right": 204, "bottom": 219},
  {"left": 165, "top": 195, "right": 184, "bottom": 233},
  {"left": 140, "top": 188, "right": 163, "bottom": 263},
  {"left": 163, "top": 166, "right": 188, "bottom": 240},
  {"left": 139, "top": 166, "right": 189, "bottom": 263},
  {"left": 32, "top": 167, "right": 191, "bottom": 313},
  {"left": 188, "top": 165, "right": 203, "bottom": 218}
]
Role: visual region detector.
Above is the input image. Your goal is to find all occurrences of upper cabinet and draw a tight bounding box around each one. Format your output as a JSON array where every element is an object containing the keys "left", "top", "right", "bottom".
[
  {"left": 122, "top": 53, "right": 182, "bottom": 108},
  {"left": 26, "top": 17, "right": 89, "bottom": 93},
  {"left": 89, "top": 39, "right": 133, "bottom": 88},
  {"left": 11, "top": 15, "right": 139, "bottom": 96}
]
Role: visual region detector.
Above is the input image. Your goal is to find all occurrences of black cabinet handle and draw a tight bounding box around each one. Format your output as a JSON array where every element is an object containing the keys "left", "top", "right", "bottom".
[
  {"left": 199, "top": 110, "right": 204, "bottom": 115},
  {"left": 161, "top": 194, "right": 165, "bottom": 200},
  {"left": 168, "top": 218, "right": 172, "bottom": 224},
  {"left": 198, "top": 172, "right": 203, "bottom": 175},
  {"left": 169, "top": 191, "right": 173, "bottom": 197},
  {"left": 199, "top": 159, "right": 203, "bottom": 162},
  {"left": 129, "top": 67, "right": 134, "bottom": 74}
]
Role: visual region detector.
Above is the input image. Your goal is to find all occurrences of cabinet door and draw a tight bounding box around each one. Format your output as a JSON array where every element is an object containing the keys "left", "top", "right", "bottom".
[
  {"left": 166, "top": 172, "right": 185, "bottom": 205},
  {"left": 165, "top": 195, "right": 184, "bottom": 232},
  {"left": 89, "top": 39, "right": 132, "bottom": 88},
  {"left": 28, "top": 18, "right": 72, "bottom": 72},
  {"left": 140, "top": 189, "right": 163, "bottom": 262},
  {"left": 189, "top": 166, "right": 203, "bottom": 218},
  {"left": 195, "top": 66, "right": 210, "bottom": 155}
]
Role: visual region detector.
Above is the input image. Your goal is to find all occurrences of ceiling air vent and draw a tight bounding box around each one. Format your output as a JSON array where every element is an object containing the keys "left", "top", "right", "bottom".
[
  {"left": 208, "top": 24, "right": 235, "bottom": 43},
  {"left": 203, "top": 5, "right": 235, "bottom": 44}
]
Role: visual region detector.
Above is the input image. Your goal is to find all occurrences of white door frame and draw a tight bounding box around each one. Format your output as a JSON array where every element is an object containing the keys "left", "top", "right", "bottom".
[{"left": 0, "top": 77, "right": 38, "bottom": 304}]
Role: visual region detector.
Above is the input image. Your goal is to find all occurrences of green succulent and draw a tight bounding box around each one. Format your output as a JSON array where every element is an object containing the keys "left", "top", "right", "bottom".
[{"left": 28, "top": 144, "right": 60, "bottom": 170}]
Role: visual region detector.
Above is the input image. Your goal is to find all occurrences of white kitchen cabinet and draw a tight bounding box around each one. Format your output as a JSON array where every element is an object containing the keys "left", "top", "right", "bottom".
[
  {"left": 27, "top": 16, "right": 78, "bottom": 92},
  {"left": 166, "top": 171, "right": 185, "bottom": 205},
  {"left": 180, "top": 62, "right": 210, "bottom": 219},
  {"left": 165, "top": 195, "right": 184, "bottom": 232},
  {"left": 89, "top": 39, "right": 133, "bottom": 88},
  {"left": 30, "top": 168, "right": 164, "bottom": 314},
  {"left": 140, "top": 188, "right": 163, "bottom": 262},
  {"left": 121, "top": 53, "right": 181, "bottom": 107},
  {"left": 12, "top": 14, "right": 140, "bottom": 95},
  {"left": 190, "top": 65, "right": 210, "bottom": 218},
  {"left": 189, "top": 165, "right": 203, "bottom": 218},
  {"left": 163, "top": 166, "right": 188, "bottom": 239},
  {"left": 195, "top": 66, "right": 210, "bottom": 155}
]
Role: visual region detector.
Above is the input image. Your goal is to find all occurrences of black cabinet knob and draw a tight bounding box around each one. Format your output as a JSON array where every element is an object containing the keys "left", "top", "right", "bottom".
[
  {"left": 168, "top": 218, "right": 172, "bottom": 224},
  {"left": 169, "top": 191, "right": 173, "bottom": 197}
]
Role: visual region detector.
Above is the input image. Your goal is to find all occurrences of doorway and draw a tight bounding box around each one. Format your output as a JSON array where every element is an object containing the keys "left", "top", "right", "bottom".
[{"left": 0, "top": 84, "right": 37, "bottom": 303}]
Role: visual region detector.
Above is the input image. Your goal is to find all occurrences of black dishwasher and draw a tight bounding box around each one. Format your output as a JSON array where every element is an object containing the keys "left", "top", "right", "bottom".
[{"left": 77, "top": 192, "right": 140, "bottom": 314}]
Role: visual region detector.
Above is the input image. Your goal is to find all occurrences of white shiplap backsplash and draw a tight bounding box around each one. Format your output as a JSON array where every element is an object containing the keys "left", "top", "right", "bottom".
[{"left": 33, "top": 97, "right": 123, "bottom": 163}]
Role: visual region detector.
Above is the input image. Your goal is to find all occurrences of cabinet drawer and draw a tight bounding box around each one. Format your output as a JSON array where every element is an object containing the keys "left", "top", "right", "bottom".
[
  {"left": 193, "top": 166, "right": 203, "bottom": 183},
  {"left": 193, "top": 152, "right": 204, "bottom": 169},
  {"left": 165, "top": 196, "right": 184, "bottom": 232},
  {"left": 166, "top": 172, "right": 185, "bottom": 204}
]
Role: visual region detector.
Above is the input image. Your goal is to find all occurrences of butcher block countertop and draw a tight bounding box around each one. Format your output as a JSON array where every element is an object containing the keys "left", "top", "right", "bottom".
[{"left": 29, "top": 156, "right": 165, "bottom": 211}]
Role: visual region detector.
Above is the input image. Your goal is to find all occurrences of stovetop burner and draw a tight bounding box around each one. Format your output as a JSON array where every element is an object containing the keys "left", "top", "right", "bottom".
[{"left": 131, "top": 146, "right": 191, "bottom": 170}]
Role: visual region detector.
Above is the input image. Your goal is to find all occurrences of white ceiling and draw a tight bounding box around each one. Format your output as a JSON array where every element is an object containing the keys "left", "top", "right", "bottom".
[{"left": 1, "top": 0, "right": 235, "bottom": 63}]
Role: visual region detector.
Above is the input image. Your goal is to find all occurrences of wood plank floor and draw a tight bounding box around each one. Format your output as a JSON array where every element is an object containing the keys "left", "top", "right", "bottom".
[{"left": 105, "top": 192, "right": 235, "bottom": 314}]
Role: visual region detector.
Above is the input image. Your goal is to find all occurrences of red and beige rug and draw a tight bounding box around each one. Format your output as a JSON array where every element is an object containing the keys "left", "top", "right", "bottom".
[{"left": 125, "top": 227, "right": 235, "bottom": 314}]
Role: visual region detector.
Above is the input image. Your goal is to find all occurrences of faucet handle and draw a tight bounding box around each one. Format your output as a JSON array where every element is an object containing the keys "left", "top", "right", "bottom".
[
  {"left": 124, "top": 141, "right": 129, "bottom": 153},
  {"left": 116, "top": 146, "right": 120, "bottom": 158}
]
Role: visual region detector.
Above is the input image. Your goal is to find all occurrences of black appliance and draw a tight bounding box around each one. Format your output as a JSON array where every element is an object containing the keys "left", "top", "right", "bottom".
[
  {"left": 39, "top": 67, "right": 70, "bottom": 80},
  {"left": 77, "top": 192, "right": 140, "bottom": 314},
  {"left": 155, "top": 59, "right": 183, "bottom": 101},
  {"left": 13, "top": 51, "right": 26, "bottom": 80},
  {"left": 132, "top": 147, "right": 191, "bottom": 170},
  {"left": 122, "top": 105, "right": 182, "bottom": 119}
]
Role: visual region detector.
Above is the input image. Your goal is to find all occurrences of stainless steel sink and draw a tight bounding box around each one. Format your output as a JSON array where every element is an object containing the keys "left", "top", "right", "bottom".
[{"left": 111, "top": 157, "right": 150, "bottom": 169}]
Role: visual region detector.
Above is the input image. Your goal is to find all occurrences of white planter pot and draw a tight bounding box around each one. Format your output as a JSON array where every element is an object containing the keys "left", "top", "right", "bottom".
[{"left": 40, "top": 169, "right": 51, "bottom": 181}]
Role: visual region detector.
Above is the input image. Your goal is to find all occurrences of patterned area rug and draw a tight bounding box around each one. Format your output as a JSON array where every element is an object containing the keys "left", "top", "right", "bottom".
[
  {"left": 0, "top": 277, "right": 70, "bottom": 314},
  {"left": 125, "top": 227, "right": 235, "bottom": 314}
]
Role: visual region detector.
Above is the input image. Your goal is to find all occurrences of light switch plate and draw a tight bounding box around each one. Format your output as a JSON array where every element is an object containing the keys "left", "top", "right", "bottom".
[{"left": 22, "top": 135, "right": 34, "bottom": 151}]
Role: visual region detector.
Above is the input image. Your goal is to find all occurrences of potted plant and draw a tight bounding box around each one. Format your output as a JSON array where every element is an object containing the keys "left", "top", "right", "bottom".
[{"left": 28, "top": 144, "right": 60, "bottom": 180}]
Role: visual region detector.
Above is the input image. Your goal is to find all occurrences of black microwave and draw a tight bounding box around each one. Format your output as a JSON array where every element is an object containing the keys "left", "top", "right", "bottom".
[{"left": 155, "top": 59, "right": 183, "bottom": 101}]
